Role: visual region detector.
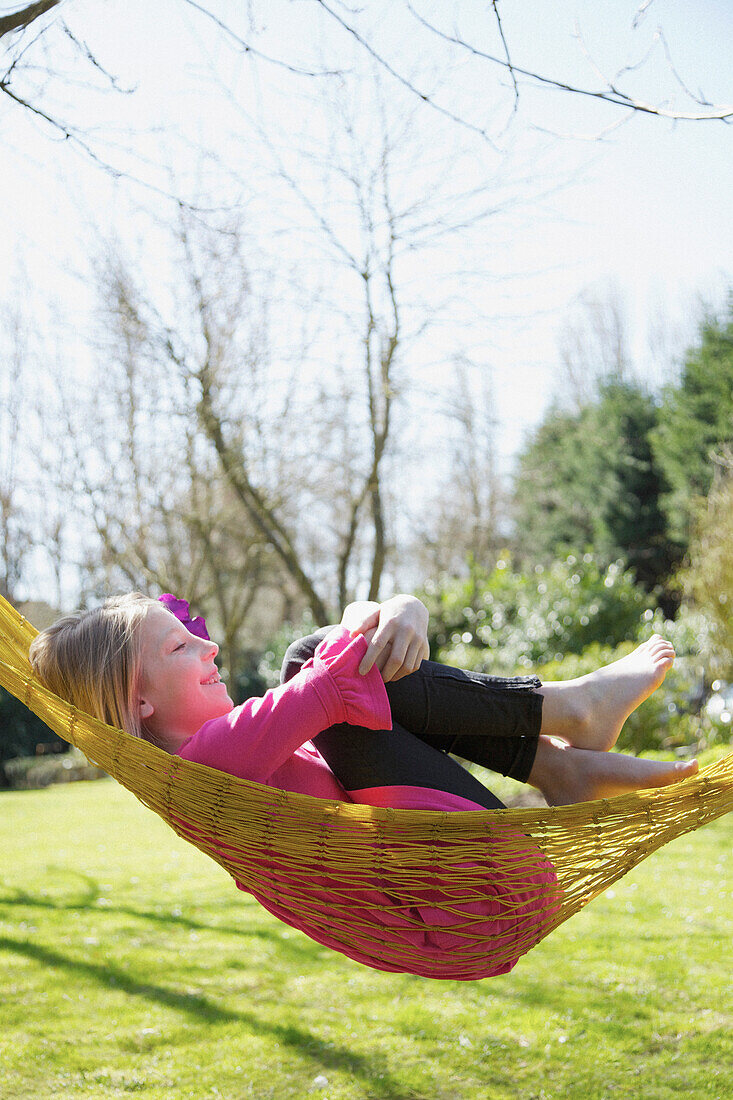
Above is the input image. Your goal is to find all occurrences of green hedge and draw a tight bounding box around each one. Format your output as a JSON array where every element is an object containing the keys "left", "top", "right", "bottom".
[{"left": 0, "top": 686, "right": 65, "bottom": 764}]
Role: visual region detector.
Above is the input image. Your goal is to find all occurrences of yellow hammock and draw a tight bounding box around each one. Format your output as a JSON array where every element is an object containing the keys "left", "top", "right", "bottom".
[{"left": 1, "top": 592, "right": 731, "bottom": 979}]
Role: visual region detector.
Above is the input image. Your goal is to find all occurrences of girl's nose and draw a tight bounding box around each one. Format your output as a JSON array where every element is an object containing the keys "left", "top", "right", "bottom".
[{"left": 203, "top": 640, "right": 218, "bottom": 659}]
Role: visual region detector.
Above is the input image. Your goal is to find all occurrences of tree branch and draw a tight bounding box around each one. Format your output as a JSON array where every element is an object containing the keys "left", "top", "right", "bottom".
[
  {"left": 405, "top": 3, "right": 733, "bottom": 123},
  {"left": 194, "top": 366, "right": 330, "bottom": 625},
  {"left": 491, "top": 0, "right": 518, "bottom": 117},
  {"left": 312, "top": 0, "right": 501, "bottom": 148},
  {"left": 0, "top": 1, "right": 63, "bottom": 41},
  {"left": 180, "top": 0, "right": 342, "bottom": 78}
]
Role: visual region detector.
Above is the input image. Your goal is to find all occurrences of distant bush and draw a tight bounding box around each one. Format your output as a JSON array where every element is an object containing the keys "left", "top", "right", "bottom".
[
  {"left": 257, "top": 610, "right": 320, "bottom": 689},
  {"left": 422, "top": 553, "right": 649, "bottom": 676},
  {"left": 0, "top": 687, "right": 66, "bottom": 763},
  {"left": 3, "top": 747, "right": 108, "bottom": 789},
  {"left": 679, "top": 461, "right": 733, "bottom": 680}
]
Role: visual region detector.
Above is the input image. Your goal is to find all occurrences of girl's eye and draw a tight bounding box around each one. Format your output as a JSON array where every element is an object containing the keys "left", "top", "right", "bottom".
[{"left": 174, "top": 642, "right": 186, "bottom": 652}]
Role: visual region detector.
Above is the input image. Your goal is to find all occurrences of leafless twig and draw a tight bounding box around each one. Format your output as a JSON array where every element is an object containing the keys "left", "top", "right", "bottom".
[
  {"left": 181, "top": 0, "right": 342, "bottom": 78},
  {"left": 312, "top": 0, "right": 501, "bottom": 149},
  {"left": 491, "top": 0, "right": 518, "bottom": 116},
  {"left": 633, "top": 2, "right": 656, "bottom": 31},
  {"left": 60, "top": 22, "right": 134, "bottom": 92},
  {"left": 404, "top": 3, "right": 733, "bottom": 123}
]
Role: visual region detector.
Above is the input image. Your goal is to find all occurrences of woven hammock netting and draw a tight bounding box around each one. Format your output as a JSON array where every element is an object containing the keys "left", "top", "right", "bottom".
[{"left": 2, "top": 593, "right": 731, "bottom": 980}]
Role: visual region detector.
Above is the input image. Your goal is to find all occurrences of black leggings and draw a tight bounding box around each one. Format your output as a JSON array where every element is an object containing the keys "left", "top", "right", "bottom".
[{"left": 281, "top": 629, "right": 544, "bottom": 811}]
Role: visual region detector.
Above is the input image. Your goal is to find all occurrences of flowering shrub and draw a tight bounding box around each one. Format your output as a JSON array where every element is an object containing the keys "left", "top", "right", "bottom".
[{"left": 422, "top": 554, "right": 648, "bottom": 675}]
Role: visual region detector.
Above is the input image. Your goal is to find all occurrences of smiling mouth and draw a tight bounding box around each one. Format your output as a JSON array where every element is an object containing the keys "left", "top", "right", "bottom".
[{"left": 201, "top": 671, "right": 222, "bottom": 686}]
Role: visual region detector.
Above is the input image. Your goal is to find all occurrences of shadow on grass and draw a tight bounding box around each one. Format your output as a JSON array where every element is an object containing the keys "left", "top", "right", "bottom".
[
  {"left": 0, "top": 876, "right": 321, "bottom": 963},
  {"left": 0, "top": 934, "right": 414, "bottom": 1099}
]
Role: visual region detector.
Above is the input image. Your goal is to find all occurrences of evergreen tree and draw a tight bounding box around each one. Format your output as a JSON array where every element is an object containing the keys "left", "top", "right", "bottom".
[
  {"left": 513, "top": 380, "right": 676, "bottom": 593},
  {"left": 651, "top": 303, "right": 733, "bottom": 544}
]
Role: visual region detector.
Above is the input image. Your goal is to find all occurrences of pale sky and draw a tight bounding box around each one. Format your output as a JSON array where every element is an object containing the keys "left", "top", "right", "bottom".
[{"left": 2, "top": 0, "right": 732, "bottom": 472}]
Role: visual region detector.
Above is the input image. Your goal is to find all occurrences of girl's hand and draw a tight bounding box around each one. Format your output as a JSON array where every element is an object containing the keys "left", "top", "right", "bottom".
[{"left": 344, "top": 595, "right": 430, "bottom": 682}]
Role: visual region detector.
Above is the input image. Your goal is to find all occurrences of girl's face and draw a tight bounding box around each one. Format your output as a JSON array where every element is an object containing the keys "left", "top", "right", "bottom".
[{"left": 138, "top": 605, "right": 234, "bottom": 751}]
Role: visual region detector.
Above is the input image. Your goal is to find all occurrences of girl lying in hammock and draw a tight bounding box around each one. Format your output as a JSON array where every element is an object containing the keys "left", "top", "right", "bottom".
[{"left": 28, "top": 592, "right": 697, "bottom": 979}]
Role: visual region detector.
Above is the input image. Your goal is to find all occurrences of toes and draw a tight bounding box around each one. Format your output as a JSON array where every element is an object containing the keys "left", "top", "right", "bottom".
[{"left": 648, "top": 636, "right": 675, "bottom": 662}]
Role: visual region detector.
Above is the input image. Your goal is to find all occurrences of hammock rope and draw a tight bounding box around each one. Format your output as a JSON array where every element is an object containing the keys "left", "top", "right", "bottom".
[{"left": 1, "top": 593, "right": 731, "bottom": 978}]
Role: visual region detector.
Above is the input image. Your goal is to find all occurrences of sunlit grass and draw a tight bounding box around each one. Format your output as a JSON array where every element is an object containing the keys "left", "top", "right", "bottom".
[{"left": 1, "top": 769, "right": 731, "bottom": 1099}]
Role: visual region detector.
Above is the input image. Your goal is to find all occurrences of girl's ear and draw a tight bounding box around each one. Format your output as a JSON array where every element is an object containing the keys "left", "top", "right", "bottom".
[{"left": 139, "top": 699, "right": 154, "bottom": 721}]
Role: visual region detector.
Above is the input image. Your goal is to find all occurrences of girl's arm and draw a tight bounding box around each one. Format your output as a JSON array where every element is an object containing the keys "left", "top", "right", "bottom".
[
  {"left": 341, "top": 595, "right": 430, "bottom": 683},
  {"left": 177, "top": 627, "right": 391, "bottom": 782}
]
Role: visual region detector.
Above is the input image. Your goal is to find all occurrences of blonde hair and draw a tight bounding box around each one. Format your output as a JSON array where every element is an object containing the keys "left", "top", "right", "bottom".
[{"left": 29, "top": 593, "right": 159, "bottom": 741}]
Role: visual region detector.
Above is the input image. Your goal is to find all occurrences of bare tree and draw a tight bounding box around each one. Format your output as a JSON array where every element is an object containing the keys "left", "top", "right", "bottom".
[
  {"left": 64, "top": 81, "right": 512, "bottom": 629},
  {"left": 261, "top": 81, "right": 405, "bottom": 606},
  {"left": 0, "top": 301, "right": 34, "bottom": 601},
  {"left": 23, "top": 44, "right": 549, "bottom": 626},
  {"left": 557, "top": 281, "right": 632, "bottom": 410},
  {"left": 34, "top": 238, "right": 295, "bottom": 685},
  {"left": 408, "top": 358, "right": 503, "bottom": 582},
  {"left": 2, "top": 1, "right": 731, "bottom": 181},
  {"left": 215, "top": 56, "right": 562, "bottom": 605},
  {"left": 156, "top": 182, "right": 398, "bottom": 618}
]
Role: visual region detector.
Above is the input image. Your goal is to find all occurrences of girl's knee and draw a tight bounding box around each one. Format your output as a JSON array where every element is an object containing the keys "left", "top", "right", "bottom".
[{"left": 280, "top": 628, "right": 334, "bottom": 683}]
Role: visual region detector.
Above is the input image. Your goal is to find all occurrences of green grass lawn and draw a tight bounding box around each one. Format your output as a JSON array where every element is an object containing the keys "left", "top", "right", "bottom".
[{"left": 1, "top": 773, "right": 731, "bottom": 1100}]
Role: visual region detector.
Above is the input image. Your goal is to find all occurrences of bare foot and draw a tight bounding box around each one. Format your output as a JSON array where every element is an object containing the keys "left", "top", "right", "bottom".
[
  {"left": 538, "top": 635, "right": 676, "bottom": 752},
  {"left": 529, "top": 735, "right": 699, "bottom": 806}
]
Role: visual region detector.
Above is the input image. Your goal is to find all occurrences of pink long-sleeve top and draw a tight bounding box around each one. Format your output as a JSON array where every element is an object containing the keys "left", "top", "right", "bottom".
[
  {"left": 177, "top": 627, "right": 559, "bottom": 980},
  {"left": 179, "top": 627, "right": 390, "bottom": 801}
]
